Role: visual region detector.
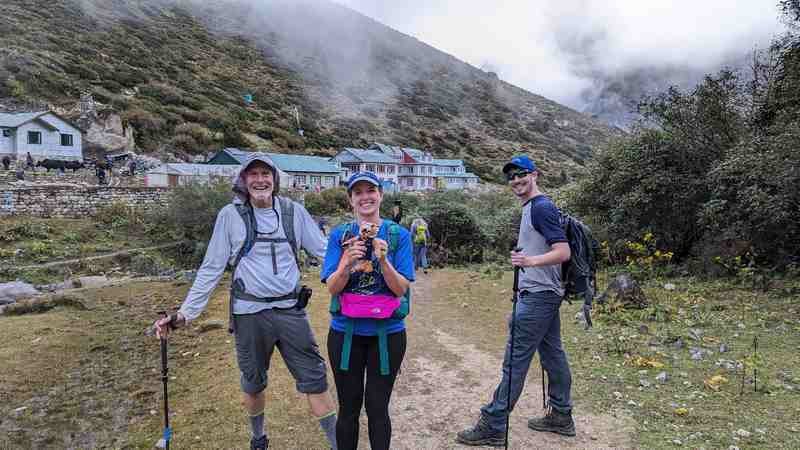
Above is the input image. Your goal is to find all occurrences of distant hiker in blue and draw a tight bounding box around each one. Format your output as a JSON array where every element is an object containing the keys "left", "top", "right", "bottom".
[
  {"left": 153, "top": 153, "right": 338, "bottom": 450},
  {"left": 457, "top": 155, "right": 575, "bottom": 447},
  {"left": 322, "top": 171, "right": 415, "bottom": 450}
]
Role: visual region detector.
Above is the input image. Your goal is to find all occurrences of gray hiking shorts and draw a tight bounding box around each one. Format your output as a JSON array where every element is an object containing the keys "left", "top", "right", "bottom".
[{"left": 233, "top": 307, "right": 328, "bottom": 395}]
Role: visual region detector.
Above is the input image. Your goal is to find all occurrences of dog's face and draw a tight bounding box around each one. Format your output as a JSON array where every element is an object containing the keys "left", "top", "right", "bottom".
[{"left": 359, "top": 222, "right": 379, "bottom": 240}]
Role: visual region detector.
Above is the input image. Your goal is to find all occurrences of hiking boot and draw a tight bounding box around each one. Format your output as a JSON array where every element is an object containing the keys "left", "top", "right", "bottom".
[
  {"left": 250, "top": 435, "right": 268, "bottom": 450},
  {"left": 527, "top": 409, "right": 576, "bottom": 437},
  {"left": 455, "top": 415, "right": 505, "bottom": 447}
]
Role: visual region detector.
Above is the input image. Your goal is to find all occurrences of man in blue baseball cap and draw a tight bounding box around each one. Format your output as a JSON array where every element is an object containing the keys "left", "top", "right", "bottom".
[{"left": 457, "top": 154, "right": 575, "bottom": 446}]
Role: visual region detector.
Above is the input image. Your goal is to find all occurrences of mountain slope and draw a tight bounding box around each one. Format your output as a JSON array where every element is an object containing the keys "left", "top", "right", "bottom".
[{"left": 0, "top": 0, "right": 621, "bottom": 180}]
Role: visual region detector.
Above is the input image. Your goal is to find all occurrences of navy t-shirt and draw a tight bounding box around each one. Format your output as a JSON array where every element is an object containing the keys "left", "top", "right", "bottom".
[
  {"left": 321, "top": 220, "right": 415, "bottom": 336},
  {"left": 529, "top": 195, "right": 568, "bottom": 245}
]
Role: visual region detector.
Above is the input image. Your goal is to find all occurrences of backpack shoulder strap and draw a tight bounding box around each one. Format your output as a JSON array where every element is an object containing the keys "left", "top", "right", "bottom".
[
  {"left": 232, "top": 203, "right": 256, "bottom": 271},
  {"left": 277, "top": 196, "right": 300, "bottom": 269},
  {"left": 385, "top": 220, "right": 400, "bottom": 252}
]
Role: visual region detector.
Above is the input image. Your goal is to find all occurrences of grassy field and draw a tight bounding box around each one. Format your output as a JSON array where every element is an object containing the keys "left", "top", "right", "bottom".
[
  {"left": 1, "top": 267, "right": 798, "bottom": 449},
  {"left": 0, "top": 217, "right": 172, "bottom": 284}
]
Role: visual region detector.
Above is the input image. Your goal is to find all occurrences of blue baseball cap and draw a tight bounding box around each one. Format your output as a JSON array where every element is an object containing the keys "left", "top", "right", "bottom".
[
  {"left": 347, "top": 171, "right": 382, "bottom": 192},
  {"left": 502, "top": 155, "right": 537, "bottom": 174}
]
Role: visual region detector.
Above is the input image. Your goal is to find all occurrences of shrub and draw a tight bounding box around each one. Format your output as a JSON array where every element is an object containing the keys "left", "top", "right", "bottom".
[
  {"left": 148, "top": 180, "right": 232, "bottom": 246},
  {"left": 304, "top": 187, "right": 351, "bottom": 216}
]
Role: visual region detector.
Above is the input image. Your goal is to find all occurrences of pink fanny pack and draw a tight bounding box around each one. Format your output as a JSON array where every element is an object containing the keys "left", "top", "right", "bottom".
[{"left": 340, "top": 292, "right": 401, "bottom": 319}]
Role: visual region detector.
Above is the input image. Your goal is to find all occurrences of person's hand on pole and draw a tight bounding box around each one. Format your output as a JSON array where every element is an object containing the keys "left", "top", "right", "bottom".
[
  {"left": 154, "top": 312, "right": 184, "bottom": 339},
  {"left": 510, "top": 249, "right": 533, "bottom": 269}
]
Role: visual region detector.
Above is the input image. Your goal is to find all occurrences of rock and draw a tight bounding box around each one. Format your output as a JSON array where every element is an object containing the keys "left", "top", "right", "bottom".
[
  {"left": 75, "top": 276, "right": 110, "bottom": 289},
  {"left": 638, "top": 324, "right": 650, "bottom": 335},
  {"left": 673, "top": 338, "right": 686, "bottom": 349},
  {"left": 735, "top": 429, "right": 751, "bottom": 438},
  {"left": 613, "top": 391, "right": 623, "bottom": 400},
  {"left": 597, "top": 273, "right": 649, "bottom": 309},
  {"left": 197, "top": 320, "right": 225, "bottom": 333},
  {"left": 719, "top": 343, "right": 729, "bottom": 353},
  {"left": 574, "top": 310, "right": 587, "bottom": 325},
  {"left": 690, "top": 348, "right": 705, "bottom": 360},
  {"left": 664, "top": 283, "right": 677, "bottom": 291},
  {"left": 640, "top": 379, "right": 652, "bottom": 388},
  {"left": 181, "top": 270, "right": 197, "bottom": 282},
  {"left": 656, "top": 371, "right": 669, "bottom": 383},
  {"left": 0, "top": 292, "right": 87, "bottom": 316},
  {"left": 0, "top": 281, "right": 39, "bottom": 304}
]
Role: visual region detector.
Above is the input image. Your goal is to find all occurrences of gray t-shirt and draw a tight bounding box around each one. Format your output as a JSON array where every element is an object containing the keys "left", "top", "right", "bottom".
[{"left": 517, "top": 195, "right": 567, "bottom": 297}]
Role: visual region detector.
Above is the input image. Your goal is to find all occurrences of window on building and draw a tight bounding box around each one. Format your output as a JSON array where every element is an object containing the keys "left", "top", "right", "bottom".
[
  {"left": 366, "top": 164, "right": 376, "bottom": 172},
  {"left": 324, "top": 176, "right": 335, "bottom": 186},
  {"left": 28, "top": 131, "right": 41, "bottom": 145},
  {"left": 377, "top": 165, "right": 385, "bottom": 173},
  {"left": 295, "top": 175, "right": 306, "bottom": 185},
  {"left": 60, "top": 134, "right": 73, "bottom": 146},
  {"left": 2, "top": 129, "right": 11, "bottom": 137},
  {"left": 388, "top": 165, "right": 395, "bottom": 174},
  {"left": 311, "top": 175, "right": 321, "bottom": 185}
]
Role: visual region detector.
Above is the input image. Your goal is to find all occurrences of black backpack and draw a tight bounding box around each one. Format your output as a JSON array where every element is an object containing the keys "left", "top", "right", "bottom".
[{"left": 560, "top": 213, "right": 600, "bottom": 327}]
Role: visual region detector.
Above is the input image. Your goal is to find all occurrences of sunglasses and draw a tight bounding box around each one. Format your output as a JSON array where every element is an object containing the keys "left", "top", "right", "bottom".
[{"left": 505, "top": 170, "right": 531, "bottom": 182}]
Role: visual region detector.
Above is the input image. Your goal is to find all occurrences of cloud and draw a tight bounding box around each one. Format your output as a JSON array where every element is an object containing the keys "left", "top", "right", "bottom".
[{"left": 335, "top": 0, "right": 782, "bottom": 111}]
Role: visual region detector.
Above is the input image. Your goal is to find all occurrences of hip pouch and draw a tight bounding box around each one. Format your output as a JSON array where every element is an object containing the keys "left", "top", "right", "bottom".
[{"left": 340, "top": 292, "right": 400, "bottom": 319}]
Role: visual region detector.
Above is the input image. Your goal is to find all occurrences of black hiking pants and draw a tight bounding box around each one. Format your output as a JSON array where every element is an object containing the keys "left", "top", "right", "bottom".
[{"left": 327, "top": 329, "right": 406, "bottom": 450}]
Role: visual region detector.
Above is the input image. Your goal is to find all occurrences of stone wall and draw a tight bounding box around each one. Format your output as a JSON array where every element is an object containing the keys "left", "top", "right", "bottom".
[
  {"left": 0, "top": 168, "right": 146, "bottom": 187},
  {"left": 0, "top": 185, "right": 169, "bottom": 218}
]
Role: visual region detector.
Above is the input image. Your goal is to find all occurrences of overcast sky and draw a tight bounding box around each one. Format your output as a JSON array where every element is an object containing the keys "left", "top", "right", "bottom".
[{"left": 334, "top": 1, "right": 783, "bottom": 110}]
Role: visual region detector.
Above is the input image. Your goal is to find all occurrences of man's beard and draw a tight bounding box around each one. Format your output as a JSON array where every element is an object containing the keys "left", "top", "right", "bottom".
[{"left": 249, "top": 188, "right": 273, "bottom": 207}]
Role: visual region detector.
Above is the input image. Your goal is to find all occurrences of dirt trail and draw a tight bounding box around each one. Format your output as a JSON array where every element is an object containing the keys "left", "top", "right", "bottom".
[{"left": 387, "top": 275, "right": 634, "bottom": 449}]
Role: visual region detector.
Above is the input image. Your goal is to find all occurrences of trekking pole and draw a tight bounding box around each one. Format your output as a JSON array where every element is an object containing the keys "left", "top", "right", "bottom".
[
  {"left": 505, "top": 248, "right": 524, "bottom": 450},
  {"left": 156, "top": 312, "right": 172, "bottom": 450}
]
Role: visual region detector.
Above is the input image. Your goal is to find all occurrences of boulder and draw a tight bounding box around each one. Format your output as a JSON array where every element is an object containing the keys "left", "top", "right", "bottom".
[
  {"left": 0, "top": 281, "right": 39, "bottom": 305},
  {"left": 597, "top": 273, "right": 648, "bottom": 309}
]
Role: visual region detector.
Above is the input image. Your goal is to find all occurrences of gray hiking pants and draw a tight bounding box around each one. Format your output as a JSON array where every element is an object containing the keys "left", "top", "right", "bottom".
[{"left": 481, "top": 290, "right": 573, "bottom": 432}]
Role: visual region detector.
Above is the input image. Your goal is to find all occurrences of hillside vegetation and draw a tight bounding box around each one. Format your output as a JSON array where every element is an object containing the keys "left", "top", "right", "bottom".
[{"left": 0, "top": 0, "right": 619, "bottom": 181}]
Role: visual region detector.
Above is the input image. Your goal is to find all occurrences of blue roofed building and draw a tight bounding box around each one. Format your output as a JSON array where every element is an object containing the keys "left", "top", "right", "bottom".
[
  {"left": 331, "top": 147, "right": 399, "bottom": 186},
  {"left": 433, "top": 158, "right": 480, "bottom": 190},
  {"left": 332, "top": 142, "right": 479, "bottom": 192},
  {"left": 206, "top": 148, "right": 342, "bottom": 190}
]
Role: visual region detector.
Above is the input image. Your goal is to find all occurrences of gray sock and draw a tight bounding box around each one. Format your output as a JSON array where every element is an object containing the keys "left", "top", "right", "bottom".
[
  {"left": 319, "top": 413, "right": 337, "bottom": 450},
  {"left": 250, "top": 412, "right": 266, "bottom": 439}
]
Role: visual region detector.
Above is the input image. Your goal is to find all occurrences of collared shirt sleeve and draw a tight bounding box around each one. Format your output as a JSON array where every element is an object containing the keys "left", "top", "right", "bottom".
[
  {"left": 294, "top": 202, "right": 327, "bottom": 258},
  {"left": 531, "top": 198, "right": 568, "bottom": 246},
  {"left": 178, "top": 207, "right": 234, "bottom": 322}
]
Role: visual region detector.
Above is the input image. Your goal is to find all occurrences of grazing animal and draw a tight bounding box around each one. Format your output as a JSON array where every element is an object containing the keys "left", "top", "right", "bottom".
[{"left": 36, "top": 159, "right": 85, "bottom": 172}]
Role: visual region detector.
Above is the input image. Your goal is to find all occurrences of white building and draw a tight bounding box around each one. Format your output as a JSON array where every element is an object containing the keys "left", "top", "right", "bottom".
[
  {"left": 332, "top": 147, "right": 400, "bottom": 186},
  {"left": 145, "top": 164, "right": 267, "bottom": 188},
  {"left": 433, "top": 159, "right": 480, "bottom": 189},
  {"left": 0, "top": 111, "right": 83, "bottom": 162},
  {"left": 332, "top": 142, "right": 479, "bottom": 192}
]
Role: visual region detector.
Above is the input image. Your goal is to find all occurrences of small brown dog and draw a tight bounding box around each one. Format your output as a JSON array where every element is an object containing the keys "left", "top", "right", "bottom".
[{"left": 352, "top": 222, "right": 379, "bottom": 273}]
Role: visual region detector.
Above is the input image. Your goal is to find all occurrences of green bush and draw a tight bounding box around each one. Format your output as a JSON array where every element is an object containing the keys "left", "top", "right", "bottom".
[
  {"left": 147, "top": 180, "right": 232, "bottom": 247},
  {"left": 304, "top": 187, "right": 351, "bottom": 216}
]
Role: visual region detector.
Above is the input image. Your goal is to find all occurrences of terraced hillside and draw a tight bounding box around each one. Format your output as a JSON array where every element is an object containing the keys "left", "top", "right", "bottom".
[{"left": 0, "top": 0, "right": 621, "bottom": 180}]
